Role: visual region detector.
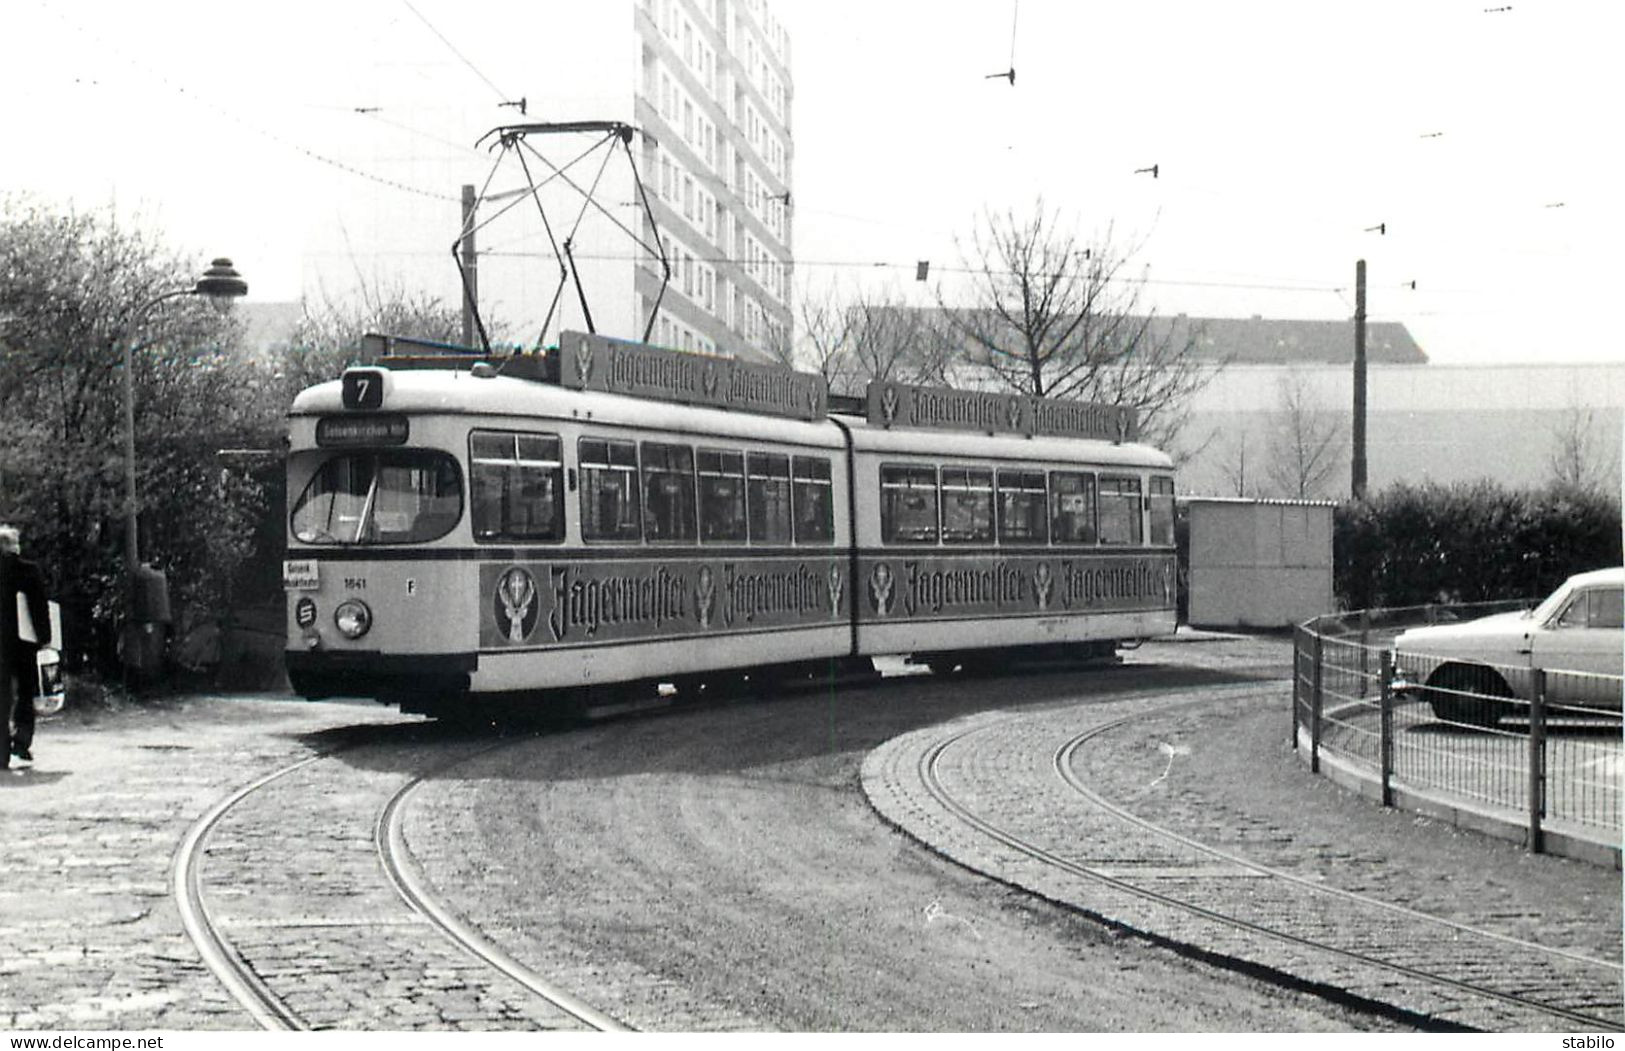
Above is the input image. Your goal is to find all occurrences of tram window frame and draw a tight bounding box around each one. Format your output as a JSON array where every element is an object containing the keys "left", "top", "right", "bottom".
[
  {"left": 1099, "top": 475, "right": 1144, "bottom": 546},
  {"left": 640, "top": 441, "right": 698, "bottom": 543},
  {"left": 1148, "top": 475, "right": 1176, "bottom": 547},
  {"left": 468, "top": 430, "right": 565, "bottom": 544},
  {"left": 697, "top": 448, "right": 747, "bottom": 543},
  {"left": 940, "top": 466, "right": 994, "bottom": 544},
  {"left": 996, "top": 470, "right": 1048, "bottom": 545},
  {"left": 880, "top": 464, "right": 939, "bottom": 545},
  {"left": 746, "top": 451, "right": 792, "bottom": 544},
  {"left": 1049, "top": 471, "right": 1098, "bottom": 545},
  {"left": 791, "top": 456, "right": 835, "bottom": 544},
  {"left": 578, "top": 436, "right": 643, "bottom": 542}
]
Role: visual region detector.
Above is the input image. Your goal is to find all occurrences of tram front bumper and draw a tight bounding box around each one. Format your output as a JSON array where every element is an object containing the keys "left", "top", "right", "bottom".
[{"left": 285, "top": 650, "right": 477, "bottom": 701}]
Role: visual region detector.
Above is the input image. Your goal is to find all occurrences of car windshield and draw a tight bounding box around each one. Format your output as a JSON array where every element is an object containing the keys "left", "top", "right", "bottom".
[
  {"left": 1529, "top": 581, "right": 1576, "bottom": 624},
  {"left": 291, "top": 450, "right": 462, "bottom": 544}
]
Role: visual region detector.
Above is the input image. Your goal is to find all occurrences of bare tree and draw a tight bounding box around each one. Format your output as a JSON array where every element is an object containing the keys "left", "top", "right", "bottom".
[
  {"left": 1217, "top": 426, "right": 1258, "bottom": 498},
  {"left": 1547, "top": 405, "right": 1620, "bottom": 497},
  {"left": 936, "top": 200, "right": 1215, "bottom": 450},
  {"left": 1265, "top": 372, "right": 1345, "bottom": 499},
  {"left": 845, "top": 294, "right": 951, "bottom": 390},
  {"left": 791, "top": 280, "right": 860, "bottom": 395}
]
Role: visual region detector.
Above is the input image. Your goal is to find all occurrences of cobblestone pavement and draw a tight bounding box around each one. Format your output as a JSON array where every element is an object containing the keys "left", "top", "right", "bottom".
[
  {"left": 0, "top": 696, "right": 405, "bottom": 1030},
  {"left": 862, "top": 680, "right": 1623, "bottom": 1031}
]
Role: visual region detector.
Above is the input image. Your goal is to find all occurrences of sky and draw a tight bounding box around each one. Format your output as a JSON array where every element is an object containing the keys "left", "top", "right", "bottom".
[{"left": 2, "top": 0, "right": 1618, "bottom": 365}]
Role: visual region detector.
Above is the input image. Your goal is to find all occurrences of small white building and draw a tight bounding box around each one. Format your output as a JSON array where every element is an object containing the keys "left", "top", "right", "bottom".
[{"left": 1185, "top": 497, "right": 1335, "bottom": 630}]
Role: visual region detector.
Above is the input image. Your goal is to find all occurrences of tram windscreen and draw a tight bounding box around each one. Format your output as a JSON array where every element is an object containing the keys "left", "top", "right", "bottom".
[{"left": 291, "top": 450, "right": 462, "bottom": 544}]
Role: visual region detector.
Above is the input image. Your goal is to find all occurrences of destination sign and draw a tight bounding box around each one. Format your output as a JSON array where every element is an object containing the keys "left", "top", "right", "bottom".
[
  {"left": 316, "top": 415, "right": 409, "bottom": 447},
  {"left": 559, "top": 330, "right": 827, "bottom": 422},
  {"left": 865, "top": 379, "right": 1138, "bottom": 443}
]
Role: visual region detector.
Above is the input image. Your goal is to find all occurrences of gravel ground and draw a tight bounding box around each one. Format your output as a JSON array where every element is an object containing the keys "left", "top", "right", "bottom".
[{"left": 405, "top": 643, "right": 1442, "bottom": 1031}]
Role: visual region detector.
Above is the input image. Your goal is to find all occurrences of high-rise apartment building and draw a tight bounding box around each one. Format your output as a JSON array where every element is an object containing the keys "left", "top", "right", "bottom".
[
  {"left": 636, "top": 0, "right": 793, "bottom": 362},
  {"left": 439, "top": 1, "right": 791, "bottom": 361}
]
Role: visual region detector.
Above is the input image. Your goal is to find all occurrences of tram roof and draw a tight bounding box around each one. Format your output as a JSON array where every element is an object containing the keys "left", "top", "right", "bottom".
[
  {"left": 836, "top": 411, "right": 1173, "bottom": 469},
  {"left": 289, "top": 366, "right": 844, "bottom": 447},
  {"left": 290, "top": 365, "right": 1173, "bottom": 469}
]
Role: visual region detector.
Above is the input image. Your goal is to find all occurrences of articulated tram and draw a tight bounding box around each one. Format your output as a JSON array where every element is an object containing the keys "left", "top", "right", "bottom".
[{"left": 282, "top": 332, "right": 1178, "bottom": 715}]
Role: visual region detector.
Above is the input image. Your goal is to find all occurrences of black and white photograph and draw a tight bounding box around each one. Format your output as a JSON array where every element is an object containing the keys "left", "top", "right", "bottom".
[{"left": 1, "top": 0, "right": 1619, "bottom": 1039}]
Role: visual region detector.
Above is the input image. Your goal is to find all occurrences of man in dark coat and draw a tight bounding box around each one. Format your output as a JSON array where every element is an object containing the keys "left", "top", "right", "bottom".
[{"left": 1, "top": 524, "right": 52, "bottom": 769}]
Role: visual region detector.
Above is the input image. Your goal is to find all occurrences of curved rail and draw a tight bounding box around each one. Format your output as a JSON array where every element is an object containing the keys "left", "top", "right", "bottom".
[
  {"left": 376, "top": 770, "right": 632, "bottom": 1031},
  {"left": 175, "top": 739, "right": 630, "bottom": 1031},
  {"left": 173, "top": 756, "right": 323, "bottom": 1030},
  {"left": 915, "top": 701, "right": 1622, "bottom": 1031}
]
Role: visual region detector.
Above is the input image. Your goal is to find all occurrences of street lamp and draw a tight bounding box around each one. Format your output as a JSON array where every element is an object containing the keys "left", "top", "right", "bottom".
[{"left": 121, "top": 258, "right": 247, "bottom": 672}]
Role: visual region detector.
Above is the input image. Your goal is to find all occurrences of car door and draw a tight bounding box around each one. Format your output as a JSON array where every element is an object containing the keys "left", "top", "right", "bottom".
[{"left": 1526, "top": 585, "right": 1624, "bottom": 694}]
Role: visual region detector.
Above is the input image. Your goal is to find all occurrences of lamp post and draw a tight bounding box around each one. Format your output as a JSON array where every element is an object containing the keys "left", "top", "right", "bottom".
[{"left": 120, "top": 258, "right": 247, "bottom": 667}]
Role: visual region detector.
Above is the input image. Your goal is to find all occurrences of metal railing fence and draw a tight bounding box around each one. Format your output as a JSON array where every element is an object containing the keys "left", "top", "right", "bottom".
[{"left": 1293, "top": 603, "right": 1622, "bottom": 854}]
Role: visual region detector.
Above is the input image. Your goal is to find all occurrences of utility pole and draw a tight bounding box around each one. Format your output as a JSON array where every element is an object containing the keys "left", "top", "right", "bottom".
[
  {"left": 460, "top": 184, "right": 478, "bottom": 348},
  {"left": 1352, "top": 259, "right": 1368, "bottom": 500}
]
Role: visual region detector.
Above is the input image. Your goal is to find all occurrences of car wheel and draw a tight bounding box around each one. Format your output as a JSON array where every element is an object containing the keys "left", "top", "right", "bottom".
[{"left": 1426, "top": 664, "right": 1512, "bottom": 727}]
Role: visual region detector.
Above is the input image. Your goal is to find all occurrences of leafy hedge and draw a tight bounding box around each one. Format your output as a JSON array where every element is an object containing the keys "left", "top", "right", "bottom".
[{"left": 1334, "top": 480, "right": 1621, "bottom": 610}]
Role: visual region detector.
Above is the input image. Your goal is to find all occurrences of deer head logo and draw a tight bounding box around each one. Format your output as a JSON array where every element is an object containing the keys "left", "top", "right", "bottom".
[
  {"left": 1033, "top": 562, "right": 1053, "bottom": 611},
  {"left": 495, "top": 567, "right": 539, "bottom": 643}
]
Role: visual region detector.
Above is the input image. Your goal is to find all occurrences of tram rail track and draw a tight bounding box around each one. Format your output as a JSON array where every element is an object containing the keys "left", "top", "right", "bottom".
[
  {"left": 172, "top": 733, "right": 632, "bottom": 1031},
  {"left": 903, "top": 690, "right": 1623, "bottom": 1032}
]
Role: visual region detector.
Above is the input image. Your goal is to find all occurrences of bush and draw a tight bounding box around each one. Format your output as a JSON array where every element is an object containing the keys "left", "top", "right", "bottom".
[{"left": 1334, "top": 480, "right": 1621, "bottom": 610}]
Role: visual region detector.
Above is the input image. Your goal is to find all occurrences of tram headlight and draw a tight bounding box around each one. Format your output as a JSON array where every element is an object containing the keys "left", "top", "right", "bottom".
[{"left": 334, "top": 599, "right": 373, "bottom": 639}]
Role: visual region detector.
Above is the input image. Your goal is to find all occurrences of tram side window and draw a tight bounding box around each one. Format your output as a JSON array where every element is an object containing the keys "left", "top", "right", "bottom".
[
  {"left": 469, "top": 430, "right": 564, "bottom": 542},
  {"left": 940, "top": 467, "right": 993, "bottom": 544},
  {"left": 792, "top": 456, "right": 834, "bottom": 544},
  {"left": 641, "top": 441, "right": 697, "bottom": 542},
  {"left": 1099, "top": 475, "right": 1144, "bottom": 546},
  {"left": 881, "top": 465, "right": 939, "bottom": 544},
  {"left": 747, "top": 452, "right": 792, "bottom": 543},
  {"left": 698, "top": 448, "right": 747, "bottom": 542},
  {"left": 1049, "top": 471, "right": 1097, "bottom": 544},
  {"left": 579, "top": 437, "right": 642, "bottom": 541},
  {"left": 997, "top": 470, "right": 1048, "bottom": 544},
  {"left": 1148, "top": 476, "right": 1176, "bottom": 547}
]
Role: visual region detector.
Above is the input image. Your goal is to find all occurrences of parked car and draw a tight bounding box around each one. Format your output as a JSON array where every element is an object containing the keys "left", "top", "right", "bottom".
[{"left": 1391, "top": 567, "right": 1623, "bottom": 725}]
